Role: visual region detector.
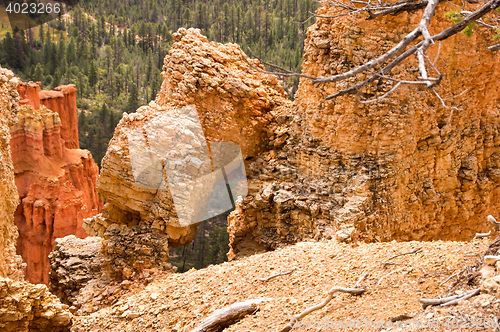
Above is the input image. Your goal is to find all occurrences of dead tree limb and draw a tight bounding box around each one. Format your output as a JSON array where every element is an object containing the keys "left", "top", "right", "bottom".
[
  {"left": 247, "top": 0, "right": 500, "bottom": 104},
  {"left": 376, "top": 268, "right": 405, "bottom": 286},
  {"left": 440, "top": 288, "right": 480, "bottom": 306},
  {"left": 488, "top": 215, "right": 500, "bottom": 232},
  {"left": 419, "top": 288, "right": 480, "bottom": 309},
  {"left": 355, "top": 273, "right": 369, "bottom": 288},
  {"left": 474, "top": 231, "right": 492, "bottom": 239},
  {"left": 279, "top": 286, "right": 365, "bottom": 332},
  {"left": 258, "top": 270, "right": 295, "bottom": 282},
  {"left": 190, "top": 298, "right": 272, "bottom": 332},
  {"left": 439, "top": 272, "right": 460, "bottom": 286}
]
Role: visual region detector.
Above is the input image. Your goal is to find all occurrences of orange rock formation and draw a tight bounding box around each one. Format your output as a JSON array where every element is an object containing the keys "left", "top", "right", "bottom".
[{"left": 11, "top": 82, "right": 102, "bottom": 285}]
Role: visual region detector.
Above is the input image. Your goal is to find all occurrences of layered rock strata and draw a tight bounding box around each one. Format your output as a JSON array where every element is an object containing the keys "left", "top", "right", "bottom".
[
  {"left": 83, "top": 28, "right": 291, "bottom": 279},
  {"left": 228, "top": 3, "right": 500, "bottom": 258},
  {"left": 11, "top": 82, "right": 102, "bottom": 285},
  {"left": 0, "top": 65, "right": 72, "bottom": 332}
]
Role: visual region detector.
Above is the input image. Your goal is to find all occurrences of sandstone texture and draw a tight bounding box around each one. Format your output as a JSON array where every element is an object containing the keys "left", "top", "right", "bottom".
[
  {"left": 0, "top": 66, "right": 72, "bottom": 332},
  {"left": 0, "top": 278, "right": 72, "bottom": 332},
  {"left": 49, "top": 236, "right": 107, "bottom": 308},
  {"left": 0, "top": 65, "right": 24, "bottom": 281},
  {"left": 227, "top": 3, "right": 500, "bottom": 258},
  {"left": 84, "top": 28, "right": 291, "bottom": 279},
  {"left": 12, "top": 82, "right": 102, "bottom": 285}
]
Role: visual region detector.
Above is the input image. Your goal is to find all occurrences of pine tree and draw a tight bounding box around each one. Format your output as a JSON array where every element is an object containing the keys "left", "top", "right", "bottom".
[
  {"left": 127, "top": 82, "right": 139, "bottom": 113},
  {"left": 89, "top": 60, "right": 98, "bottom": 87}
]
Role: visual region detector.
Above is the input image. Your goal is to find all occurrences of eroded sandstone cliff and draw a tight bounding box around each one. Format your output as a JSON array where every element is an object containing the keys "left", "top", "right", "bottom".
[
  {"left": 82, "top": 28, "right": 291, "bottom": 280},
  {"left": 0, "top": 65, "right": 24, "bottom": 281},
  {"left": 227, "top": 3, "right": 500, "bottom": 258},
  {"left": 0, "top": 65, "right": 72, "bottom": 332},
  {"left": 11, "top": 82, "right": 102, "bottom": 285}
]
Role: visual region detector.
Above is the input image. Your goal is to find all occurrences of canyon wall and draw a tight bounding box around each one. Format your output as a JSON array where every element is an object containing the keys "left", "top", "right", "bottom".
[
  {"left": 0, "top": 66, "right": 24, "bottom": 281},
  {"left": 83, "top": 14, "right": 500, "bottom": 268},
  {"left": 227, "top": 3, "right": 500, "bottom": 258},
  {"left": 0, "top": 66, "right": 72, "bottom": 332},
  {"left": 11, "top": 82, "right": 102, "bottom": 285}
]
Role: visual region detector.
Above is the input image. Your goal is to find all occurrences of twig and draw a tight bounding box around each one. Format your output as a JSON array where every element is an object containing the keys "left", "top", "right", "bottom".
[
  {"left": 439, "top": 272, "right": 460, "bottom": 286},
  {"left": 441, "top": 288, "right": 480, "bottom": 306},
  {"left": 355, "top": 273, "right": 369, "bottom": 288},
  {"left": 383, "top": 246, "right": 423, "bottom": 263},
  {"left": 356, "top": 82, "right": 402, "bottom": 104},
  {"left": 419, "top": 288, "right": 480, "bottom": 309},
  {"left": 259, "top": 270, "right": 295, "bottom": 282},
  {"left": 474, "top": 231, "right": 492, "bottom": 239},
  {"left": 376, "top": 268, "right": 404, "bottom": 286},
  {"left": 279, "top": 286, "right": 365, "bottom": 332},
  {"left": 390, "top": 314, "right": 415, "bottom": 322},
  {"left": 488, "top": 215, "right": 500, "bottom": 231},
  {"left": 488, "top": 43, "right": 500, "bottom": 51}
]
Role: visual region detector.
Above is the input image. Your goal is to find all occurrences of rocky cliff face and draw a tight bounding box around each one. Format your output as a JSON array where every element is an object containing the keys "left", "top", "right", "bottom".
[
  {"left": 0, "top": 66, "right": 72, "bottom": 332},
  {"left": 0, "top": 66, "right": 24, "bottom": 281},
  {"left": 11, "top": 82, "right": 102, "bottom": 285},
  {"left": 83, "top": 28, "right": 290, "bottom": 280},
  {"left": 18, "top": 82, "right": 79, "bottom": 149},
  {"left": 227, "top": 3, "right": 500, "bottom": 258},
  {"left": 84, "top": 13, "right": 500, "bottom": 269}
]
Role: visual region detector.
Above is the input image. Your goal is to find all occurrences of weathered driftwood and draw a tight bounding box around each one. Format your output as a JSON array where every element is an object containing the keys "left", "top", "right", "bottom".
[
  {"left": 474, "top": 231, "right": 492, "bottom": 239},
  {"left": 190, "top": 298, "right": 271, "bottom": 332},
  {"left": 279, "top": 286, "right": 365, "bottom": 332},
  {"left": 419, "top": 288, "right": 480, "bottom": 309}
]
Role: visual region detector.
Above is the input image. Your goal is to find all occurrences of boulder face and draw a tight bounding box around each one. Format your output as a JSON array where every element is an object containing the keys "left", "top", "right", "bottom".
[
  {"left": 11, "top": 82, "right": 102, "bottom": 285},
  {"left": 83, "top": 28, "right": 290, "bottom": 279},
  {"left": 0, "top": 66, "right": 72, "bottom": 332},
  {"left": 228, "top": 3, "right": 500, "bottom": 258}
]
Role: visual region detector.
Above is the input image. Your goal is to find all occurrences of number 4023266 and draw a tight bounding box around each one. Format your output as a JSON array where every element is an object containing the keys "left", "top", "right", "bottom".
[{"left": 5, "top": 2, "right": 61, "bottom": 14}]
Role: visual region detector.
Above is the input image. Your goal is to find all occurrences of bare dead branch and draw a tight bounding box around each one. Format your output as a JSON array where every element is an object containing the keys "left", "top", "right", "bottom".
[
  {"left": 315, "top": 0, "right": 500, "bottom": 86},
  {"left": 439, "top": 272, "right": 460, "bottom": 286},
  {"left": 278, "top": 285, "right": 365, "bottom": 332},
  {"left": 383, "top": 246, "right": 423, "bottom": 263},
  {"left": 376, "top": 267, "right": 405, "bottom": 286},
  {"left": 487, "top": 43, "right": 500, "bottom": 51},
  {"left": 419, "top": 288, "right": 480, "bottom": 309},
  {"left": 258, "top": 270, "right": 295, "bottom": 282},
  {"left": 440, "top": 288, "right": 480, "bottom": 306},
  {"left": 313, "top": 28, "right": 422, "bottom": 84},
  {"left": 390, "top": 314, "right": 415, "bottom": 322},
  {"left": 474, "top": 231, "right": 492, "bottom": 239},
  {"left": 190, "top": 298, "right": 271, "bottom": 332},
  {"left": 416, "top": 0, "right": 439, "bottom": 86},
  {"left": 355, "top": 272, "right": 369, "bottom": 288},
  {"left": 488, "top": 215, "right": 500, "bottom": 231}
]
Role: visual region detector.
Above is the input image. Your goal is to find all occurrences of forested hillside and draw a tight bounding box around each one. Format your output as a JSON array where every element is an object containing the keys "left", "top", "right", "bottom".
[{"left": 0, "top": 0, "right": 316, "bottom": 166}]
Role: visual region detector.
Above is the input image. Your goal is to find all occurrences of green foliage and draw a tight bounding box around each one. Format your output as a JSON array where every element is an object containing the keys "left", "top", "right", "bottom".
[
  {"left": 444, "top": 11, "right": 475, "bottom": 38},
  {"left": 444, "top": 11, "right": 461, "bottom": 24},
  {"left": 462, "top": 22, "right": 475, "bottom": 38},
  {"left": 169, "top": 214, "right": 230, "bottom": 273},
  {"left": 78, "top": 103, "right": 120, "bottom": 167},
  {"left": 494, "top": 28, "right": 500, "bottom": 42}
]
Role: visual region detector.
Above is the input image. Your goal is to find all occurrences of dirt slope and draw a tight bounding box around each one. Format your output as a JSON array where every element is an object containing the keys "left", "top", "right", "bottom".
[{"left": 70, "top": 237, "right": 497, "bottom": 332}]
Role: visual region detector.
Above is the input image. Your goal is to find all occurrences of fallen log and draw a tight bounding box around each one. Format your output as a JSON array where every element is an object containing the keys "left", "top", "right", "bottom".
[{"left": 190, "top": 298, "right": 271, "bottom": 332}]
